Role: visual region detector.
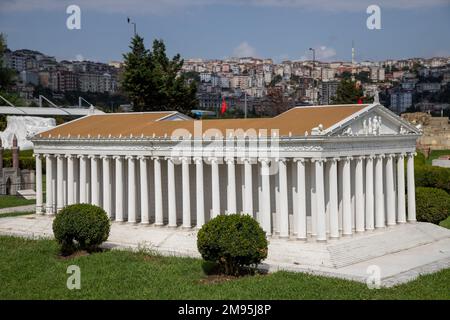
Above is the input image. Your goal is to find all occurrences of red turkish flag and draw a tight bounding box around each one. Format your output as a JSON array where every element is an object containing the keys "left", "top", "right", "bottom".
[{"left": 220, "top": 97, "right": 227, "bottom": 114}]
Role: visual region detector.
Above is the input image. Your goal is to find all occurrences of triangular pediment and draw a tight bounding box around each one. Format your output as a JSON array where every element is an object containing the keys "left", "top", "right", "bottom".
[{"left": 324, "top": 103, "right": 421, "bottom": 137}]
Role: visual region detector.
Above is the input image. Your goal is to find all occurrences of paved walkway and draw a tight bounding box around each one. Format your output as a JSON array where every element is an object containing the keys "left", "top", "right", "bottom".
[
  {"left": 0, "top": 204, "right": 35, "bottom": 214},
  {"left": 0, "top": 213, "right": 449, "bottom": 287}
]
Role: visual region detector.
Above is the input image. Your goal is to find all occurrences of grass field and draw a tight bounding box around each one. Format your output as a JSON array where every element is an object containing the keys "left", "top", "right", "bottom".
[
  {"left": 0, "top": 195, "right": 35, "bottom": 209},
  {"left": 426, "top": 149, "right": 450, "bottom": 165},
  {"left": 439, "top": 216, "right": 450, "bottom": 229},
  {"left": 0, "top": 236, "right": 449, "bottom": 300},
  {"left": 0, "top": 211, "right": 34, "bottom": 218}
]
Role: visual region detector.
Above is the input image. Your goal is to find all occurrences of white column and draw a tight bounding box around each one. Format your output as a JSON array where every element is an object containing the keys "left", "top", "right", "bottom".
[
  {"left": 167, "top": 157, "right": 177, "bottom": 227},
  {"left": 355, "top": 156, "right": 365, "bottom": 232},
  {"left": 294, "top": 158, "right": 306, "bottom": 240},
  {"left": 328, "top": 158, "right": 339, "bottom": 239},
  {"left": 78, "top": 155, "right": 87, "bottom": 204},
  {"left": 260, "top": 158, "right": 272, "bottom": 236},
  {"left": 181, "top": 157, "right": 191, "bottom": 228},
  {"left": 90, "top": 155, "right": 100, "bottom": 207},
  {"left": 114, "top": 156, "right": 124, "bottom": 222},
  {"left": 45, "top": 154, "right": 53, "bottom": 214},
  {"left": 397, "top": 153, "right": 406, "bottom": 223},
  {"left": 386, "top": 154, "right": 396, "bottom": 226},
  {"left": 210, "top": 157, "right": 220, "bottom": 218},
  {"left": 243, "top": 158, "right": 253, "bottom": 215},
  {"left": 278, "top": 158, "right": 289, "bottom": 238},
  {"left": 139, "top": 156, "right": 149, "bottom": 224},
  {"left": 365, "top": 155, "right": 375, "bottom": 230},
  {"left": 314, "top": 158, "right": 326, "bottom": 242},
  {"left": 67, "top": 155, "right": 74, "bottom": 205},
  {"left": 375, "top": 154, "right": 385, "bottom": 228},
  {"left": 342, "top": 157, "right": 352, "bottom": 236},
  {"left": 407, "top": 152, "right": 416, "bottom": 222},
  {"left": 226, "top": 158, "right": 237, "bottom": 214},
  {"left": 35, "top": 154, "right": 43, "bottom": 214},
  {"left": 127, "top": 156, "right": 137, "bottom": 223},
  {"left": 194, "top": 157, "right": 205, "bottom": 228},
  {"left": 56, "top": 155, "right": 64, "bottom": 212},
  {"left": 153, "top": 157, "right": 163, "bottom": 226},
  {"left": 101, "top": 156, "right": 112, "bottom": 219},
  {"left": 310, "top": 161, "right": 317, "bottom": 236}
]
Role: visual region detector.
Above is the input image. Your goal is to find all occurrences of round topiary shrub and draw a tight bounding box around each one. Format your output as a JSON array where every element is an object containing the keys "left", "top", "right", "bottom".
[
  {"left": 197, "top": 214, "right": 268, "bottom": 276},
  {"left": 415, "top": 187, "right": 450, "bottom": 225},
  {"left": 52, "top": 204, "right": 110, "bottom": 254}
]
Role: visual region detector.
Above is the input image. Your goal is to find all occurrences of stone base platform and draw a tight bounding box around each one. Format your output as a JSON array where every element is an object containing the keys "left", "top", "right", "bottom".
[{"left": 0, "top": 214, "right": 449, "bottom": 287}]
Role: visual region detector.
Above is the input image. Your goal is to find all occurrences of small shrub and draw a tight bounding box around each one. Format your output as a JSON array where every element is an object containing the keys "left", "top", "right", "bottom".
[
  {"left": 52, "top": 204, "right": 110, "bottom": 254},
  {"left": 197, "top": 214, "right": 268, "bottom": 276},
  {"left": 415, "top": 165, "right": 450, "bottom": 193},
  {"left": 415, "top": 187, "right": 450, "bottom": 225}
]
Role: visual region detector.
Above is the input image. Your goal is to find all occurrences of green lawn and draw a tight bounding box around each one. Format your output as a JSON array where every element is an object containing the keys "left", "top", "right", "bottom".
[
  {"left": 426, "top": 149, "right": 450, "bottom": 165},
  {"left": 0, "top": 211, "right": 34, "bottom": 218},
  {"left": 440, "top": 216, "right": 450, "bottom": 229},
  {"left": 0, "top": 236, "right": 449, "bottom": 300},
  {"left": 0, "top": 195, "right": 35, "bottom": 209}
]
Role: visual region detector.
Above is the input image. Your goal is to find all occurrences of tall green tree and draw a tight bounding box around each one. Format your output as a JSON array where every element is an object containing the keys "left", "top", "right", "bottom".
[
  {"left": 332, "top": 79, "right": 364, "bottom": 104},
  {"left": 121, "top": 36, "right": 197, "bottom": 113},
  {"left": 0, "top": 33, "right": 15, "bottom": 91}
]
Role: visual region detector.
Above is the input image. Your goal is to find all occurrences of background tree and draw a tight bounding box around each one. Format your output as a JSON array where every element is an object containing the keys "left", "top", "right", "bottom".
[
  {"left": 121, "top": 36, "right": 197, "bottom": 113},
  {"left": 121, "top": 35, "right": 152, "bottom": 112},
  {"left": 332, "top": 79, "right": 365, "bottom": 104},
  {"left": 0, "top": 33, "right": 15, "bottom": 91}
]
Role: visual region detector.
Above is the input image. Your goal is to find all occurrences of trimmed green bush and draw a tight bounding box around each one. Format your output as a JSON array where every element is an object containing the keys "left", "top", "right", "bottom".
[
  {"left": 197, "top": 214, "right": 268, "bottom": 276},
  {"left": 415, "top": 165, "right": 450, "bottom": 194},
  {"left": 415, "top": 187, "right": 450, "bottom": 225},
  {"left": 52, "top": 204, "right": 110, "bottom": 254}
]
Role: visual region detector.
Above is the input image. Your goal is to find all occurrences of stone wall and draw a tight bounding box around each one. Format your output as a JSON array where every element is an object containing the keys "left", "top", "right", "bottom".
[{"left": 401, "top": 112, "right": 450, "bottom": 152}]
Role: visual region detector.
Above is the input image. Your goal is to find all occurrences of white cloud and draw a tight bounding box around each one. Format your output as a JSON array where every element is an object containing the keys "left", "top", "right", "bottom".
[
  {"left": 1, "top": 0, "right": 447, "bottom": 14},
  {"left": 232, "top": 41, "right": 257, "bottom": 58}
]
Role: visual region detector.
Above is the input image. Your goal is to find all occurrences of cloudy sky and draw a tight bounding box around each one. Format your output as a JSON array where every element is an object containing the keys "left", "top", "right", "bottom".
[{"left": 0, "top": 0, "right": 449, "bottom": 63}]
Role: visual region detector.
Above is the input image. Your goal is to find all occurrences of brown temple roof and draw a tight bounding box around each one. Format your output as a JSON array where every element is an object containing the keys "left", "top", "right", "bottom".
[{"left": 36, "top": 105, "right": 368, "bottom": 139}]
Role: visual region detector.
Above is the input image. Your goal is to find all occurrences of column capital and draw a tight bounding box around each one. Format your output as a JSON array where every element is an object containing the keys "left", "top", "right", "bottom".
[
  {"left": 77, "top": 154, "right": 86, "bottom": 159},
  {"left": 193, "top": 156, "right": 203, "bottom": 163},
  {"left": 407, "top": 152, "right": 417, "bottom": 158},
  {"left": 385, "top": 154, "right": 396, "bottom": 160},
  {"left": 208, "top": 156, "right": 219, "bottom": 163},
  {"left": 241, "top": 157, "right": 257, "bottom": 164},
  {"left": 311, "top": 157, "right": 326, "bottom": 163},
  {"left": 225, "top": 157, "right": 235, "bottom": 164},
  {"left": 56, "top": 154, "right": 65, "bottom": 160},
  {"left": 151, "top": 156, "right": 160, "bottom": 161},
  {"left": 327, "top": 157, "right": 340, "bottom": 163},
  {"left": 137, "top": 155, "right": 147, "bottom": 161},
  {"left": 99, "top": 155, "right": 110, "bottom": 160},
  {"left": 376, "top": 154, "right": 385, "bottom": 159},
  {"left": 112, "top": 155, "right": 123, "bottom": 160},
  {"left": 258, "top": 157, "right": 271, "bottom": 164},
  {"left": 43, "top": 153, "right": 53, "bottom": 159},
  {"left": 396, "top": 152, "right": 407, "bottom": 159},
  {"left": 274, "top": 157, "right": 287, "bottom": 163},
  {"left": 65, "top": 154, "right": 75, "bottom": 160},
  {"left": 180, "top": 156, "right": 191, "bottom": 163},
  {"left": 366, "top": 154, "right": 376, "bottom": 160},
  {"left": 125, "top": 155, "right": 136, "bottom": 160},
  {"left": 293, "top": 157, "right": 306, "bottom": 163},
  {"left": 88, "top": 154, "right": 99, "bottom": 160},
  {"left": 340, "top": 156, "right": 353, "bottom": 162},
  {"left": 33, "top": 153, "right": 42, "bottom": 159}
]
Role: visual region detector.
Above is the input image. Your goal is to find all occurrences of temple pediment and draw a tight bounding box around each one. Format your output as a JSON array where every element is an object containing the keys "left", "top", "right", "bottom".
[{"left": 324, "top": 104, "right": 421, "bottom": 137}]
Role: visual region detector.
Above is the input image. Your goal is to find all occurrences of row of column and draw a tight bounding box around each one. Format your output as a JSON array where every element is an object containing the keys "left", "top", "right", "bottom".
[{"left": 35, "top": 152, "right": 417, "bottom": 242}]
